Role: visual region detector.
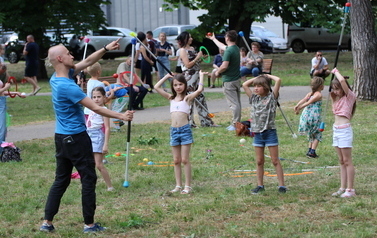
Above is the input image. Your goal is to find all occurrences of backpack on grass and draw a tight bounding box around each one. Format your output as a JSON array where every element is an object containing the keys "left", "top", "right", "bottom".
[{"left": 1, "top": 142, "right": 22, "bottom": 162}]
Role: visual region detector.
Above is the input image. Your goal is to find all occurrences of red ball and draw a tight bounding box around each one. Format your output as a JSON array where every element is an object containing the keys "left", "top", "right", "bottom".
[
  {"left": 345, "top": 2, "right": 351, "bottom": 7},
  {"left": 113, "top": 73, "right": 118, "bottom": 78},
  {"left": 206, "top": 32, "right": 212, "bottom": 36}
]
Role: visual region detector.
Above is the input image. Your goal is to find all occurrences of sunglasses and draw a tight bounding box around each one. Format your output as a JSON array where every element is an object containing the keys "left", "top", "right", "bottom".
[{"left": 317, "top": 54, "right": 322, "bottom": 56}]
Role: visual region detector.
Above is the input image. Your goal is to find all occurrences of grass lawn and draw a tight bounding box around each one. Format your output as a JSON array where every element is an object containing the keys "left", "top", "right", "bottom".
[{"left": 2, "top": 51, "right": 377, "bottom": 237}]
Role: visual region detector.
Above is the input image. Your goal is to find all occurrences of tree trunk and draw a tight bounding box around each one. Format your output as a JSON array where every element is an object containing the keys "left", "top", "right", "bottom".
[{"left": 350, "top": 0, "right": 377, "bottom": 101}]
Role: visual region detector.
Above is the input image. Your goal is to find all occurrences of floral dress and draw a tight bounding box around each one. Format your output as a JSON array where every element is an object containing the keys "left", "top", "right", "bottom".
[
  {"left": 182, "top": 49, "right": 215, "bottom": 127},
  {"left": 298, "top": 99, "right": 322, "bottom": 142}
]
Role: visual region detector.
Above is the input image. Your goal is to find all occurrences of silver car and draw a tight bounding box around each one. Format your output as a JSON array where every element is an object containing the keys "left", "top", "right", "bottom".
[
  {"left": 80, "top": 27, "right": 134, "bottom": 58},
  {"left": 152, "top": 24, "right": 196, "bottom": 51}
]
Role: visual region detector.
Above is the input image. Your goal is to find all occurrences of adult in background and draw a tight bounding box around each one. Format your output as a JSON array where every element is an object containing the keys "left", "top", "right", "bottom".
[
  {"left": 209, "top": 48, "right": 224, "bottom": 88},
  {"left": 311, "top": 51, "right": 330, "bottom": 78},
  {"left": 178, "top": 31, "right": 217, "bottom": 128},
  {"left": 155, "top": 32, "right": 172, "bottom": 89},
  {"left": 39, "top": 39, "right": 134, "bottom": 233},
  {"left": 117, "top": 57, "right": 148, "bottom": 110},
  {"left": 23, "top": 35, "right": 41, "bottom": 96},
  {"left": 138, "top": 32, "right": 154, "bottom": 92},
  {"left": 146, "top": 31, "right": 159, "bottom": 84},
  {"left": 206, "top": 30, "right": 242, "bottom": 131},
  {"left": 240, "top": 42, "right": 264, "bottom": 81}
]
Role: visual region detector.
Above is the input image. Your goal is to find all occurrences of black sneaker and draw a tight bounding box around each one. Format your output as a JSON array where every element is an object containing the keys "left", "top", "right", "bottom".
[
  {"left": 278, "top": 186, "right": 287, "bottom": 193},
  {"left": 40, "top": 222, "right": 55, "bottom": 232},
  {"left": 251, "top": 186, "right": 265, "bottom": 194},
  {"left": 83, "top": 223, "right": 107, "bottom": 233},
  {"left": 307, "top": 152, "right": 319, "bottom": 158}
]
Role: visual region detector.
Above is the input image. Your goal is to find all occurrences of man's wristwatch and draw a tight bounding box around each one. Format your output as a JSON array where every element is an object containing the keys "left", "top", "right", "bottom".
[{"left": 103, "top": 45, "right": 109, "bottom": 51}]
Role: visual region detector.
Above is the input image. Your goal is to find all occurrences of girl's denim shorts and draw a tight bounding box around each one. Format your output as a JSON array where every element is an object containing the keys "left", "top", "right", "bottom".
[
  {"left": 252, "top": 129, "right": 279, "bottom": 147},
  {"left": 170, "top": 124, "right": 193, "bottom": 146}
]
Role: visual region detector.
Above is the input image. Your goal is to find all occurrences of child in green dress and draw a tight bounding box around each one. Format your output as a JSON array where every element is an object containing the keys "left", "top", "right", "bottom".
[{"left": 294, "top": 76, "right": 325, "bottom": 158}]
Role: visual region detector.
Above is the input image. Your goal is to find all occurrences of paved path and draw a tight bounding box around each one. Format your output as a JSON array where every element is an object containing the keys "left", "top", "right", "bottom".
[{"left": 7, "top": 86, "right": 329, "bottom": 142}]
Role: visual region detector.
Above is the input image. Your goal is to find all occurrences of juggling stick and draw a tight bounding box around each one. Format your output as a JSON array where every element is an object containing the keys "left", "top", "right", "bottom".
[
  {"left": 264, "top": 154, "right": 309, "bottom": 164},
  {"left": 123, "top": 37, "right": 137, "bottom": 188},
  {"left": 322, "top": 2, "right": 351, "bottom": 132},
  {"left": 82, "top": 38, "right": 90, "bottom": 60},
  {"left": 130, "top": 32, "right": 215, "bottom": 118},
  {"left": 238, "top": 31, "right": 258, "bottom": 66}
]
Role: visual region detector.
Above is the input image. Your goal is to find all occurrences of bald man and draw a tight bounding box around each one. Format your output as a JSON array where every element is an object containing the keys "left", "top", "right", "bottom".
[
  {"left": 23, "top": 35, "right": 41, "bottom": 95},
  {"left": 40, "top": 39, "right": 134, "bottom": 233}
]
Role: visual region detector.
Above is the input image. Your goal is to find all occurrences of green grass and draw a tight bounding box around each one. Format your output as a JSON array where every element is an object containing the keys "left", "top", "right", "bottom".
[
  {"left": 3, "top": 51, "right": 375, "bottom": 237},
  {"left": 1, "top": 100, "right": 377, "bottom": 237}
]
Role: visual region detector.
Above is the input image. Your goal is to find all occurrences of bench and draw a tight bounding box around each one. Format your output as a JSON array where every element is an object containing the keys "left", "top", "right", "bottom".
[
  {"left": 207, "top": 59, "right": 273, "bottom": 87},
  {"left": 245, "top": 58, "right": 273, "bottom": 77}
]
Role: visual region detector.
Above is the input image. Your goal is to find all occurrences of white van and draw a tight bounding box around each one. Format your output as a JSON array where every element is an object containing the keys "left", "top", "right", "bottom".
[{"left": 287, "top": 23, "right": 351, "bottom": 53}]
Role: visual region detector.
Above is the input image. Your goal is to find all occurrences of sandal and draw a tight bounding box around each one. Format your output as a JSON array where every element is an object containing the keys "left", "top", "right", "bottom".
[
  {"left": 181, "top": 186, "right": 192, "bottom": 194},
  {"left": 170, "top": 186, "right": 182, "bottom": 193}
]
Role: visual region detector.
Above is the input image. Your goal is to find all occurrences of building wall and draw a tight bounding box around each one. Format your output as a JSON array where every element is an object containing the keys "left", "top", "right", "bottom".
[{"left": 104, "top": 0, "right": 190, "bottom": 32}]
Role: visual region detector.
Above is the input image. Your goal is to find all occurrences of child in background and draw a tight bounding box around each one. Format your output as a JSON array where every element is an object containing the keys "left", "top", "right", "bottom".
[
  {"left": 242, "top": 74, "right": 287, "bottom": 194},
  {"left": 104, "top": 82, "right": 128, "bottom": 131},
  {"left": 209, "top": 48, "right": 224, "bottom": 88},
  {"left": 154, "top": 71, "right": 208, "bottom": 194},
  {"left": 294, "top": 76, "right": 324, "bottom": 158},
  {"left": 86, "top": 87, "right": 114, "bottom": 191},
  {"left": 84, "top": 63, "right": 105, "bottom": 118},
  {"left": 239, "top": 47, "right": 247, "bottom": 68},
  {"left": 330, "top": 68, "right": 356, "bottom": 198}
]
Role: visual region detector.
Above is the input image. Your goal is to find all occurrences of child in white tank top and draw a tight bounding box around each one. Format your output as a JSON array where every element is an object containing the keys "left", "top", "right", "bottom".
[{"left": 155, "top": 71, "right": 208, "bottom": 195}]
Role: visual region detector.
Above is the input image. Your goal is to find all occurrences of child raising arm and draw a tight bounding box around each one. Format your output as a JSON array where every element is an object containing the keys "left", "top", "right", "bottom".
[
  {"left": 154, "top": 71, "right": 208, "bottom": 194},
  {"left": 242, "top": 74, "right": 286, "bottom": 194}
]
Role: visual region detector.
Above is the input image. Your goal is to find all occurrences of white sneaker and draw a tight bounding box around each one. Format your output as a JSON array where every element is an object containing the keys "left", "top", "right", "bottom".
[
  {"left": 340, "top": 189, "right": 356, "bottom": 198},
  {"left": 332, "top": 188, "right": 345, "bottom": 196},
  {"left": 226, "top": 125, "right": 236, "bottom": 131}
]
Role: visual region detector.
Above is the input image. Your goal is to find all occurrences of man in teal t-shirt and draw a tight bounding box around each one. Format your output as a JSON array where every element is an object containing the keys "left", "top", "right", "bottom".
[{"left": 207, "top": 30, "right": 241, "bottom": 130}]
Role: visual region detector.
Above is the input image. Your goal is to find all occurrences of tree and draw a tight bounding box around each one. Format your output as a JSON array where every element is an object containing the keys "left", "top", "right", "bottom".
[
  {"left": 0, "top": 0, "right": 110, "bottom": 79},
  {"left": 163, "top": 0, "right": 345, "bottom": 42},
  {"left": 163, "top": 0, "right": 377, "bottom": 101},
  {"left": 350, "top": 0, "right": 377, "bottom": 101}
]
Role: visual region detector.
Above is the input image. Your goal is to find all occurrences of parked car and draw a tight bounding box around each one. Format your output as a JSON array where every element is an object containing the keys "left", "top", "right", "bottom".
[
  {"left": 3, "top": 32, "right": 77, "bottom": 63},
  {"left": 199, "top": 25, "right": 273, "bottom": 55},
  {"left": 3, "top": 33, "right": 25, "bottom": 63},
  {"left": 79, "top": 27, "right": 134, "bottom": 59},
  {"left": 251, "top": 25, "right": 289, "bottom": 53},
  {"left": 152, "top": 24, "right": 196, "bottom": 51},
  {"left": 287, "top": 22, "right": 351, "bottom": 53}
]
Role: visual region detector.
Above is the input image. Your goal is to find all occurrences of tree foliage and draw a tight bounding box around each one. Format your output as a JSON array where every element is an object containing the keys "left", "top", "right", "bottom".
[
  {"left": 163, "top": 0, "right": 346, "bottom": 40},
  {"left": 163, "top": 0, "right": 377, "bottom": 100},
  {"left": 0, "top": 0, "right": 110, "bottom": 78}
]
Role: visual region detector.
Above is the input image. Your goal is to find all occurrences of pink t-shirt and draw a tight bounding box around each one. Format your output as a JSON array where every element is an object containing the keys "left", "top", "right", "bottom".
[{"left": 332, "top": 90, "right": 356, "bottom": 120}]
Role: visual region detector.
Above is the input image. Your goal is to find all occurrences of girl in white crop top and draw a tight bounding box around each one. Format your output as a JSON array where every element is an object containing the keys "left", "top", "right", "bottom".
[
  {"left": 154, "top": 70, "right": 208, "bottom": 195},
  {"left": 330, "top": 68, "right": 357, "bottom": 198}
]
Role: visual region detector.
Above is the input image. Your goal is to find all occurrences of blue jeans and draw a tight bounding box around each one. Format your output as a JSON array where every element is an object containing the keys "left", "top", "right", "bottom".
[
  {"left": 240, "top": 66, "right": 261, "bottom": 77},
  {"left": 44, "top": 131, "right": 97, "bottom": 224},
  {"left": 157, "top": 56, "right": 171, "bottom": 80},
  {"left": 0, "top": 97, "right": 7, "bottom": 155}
]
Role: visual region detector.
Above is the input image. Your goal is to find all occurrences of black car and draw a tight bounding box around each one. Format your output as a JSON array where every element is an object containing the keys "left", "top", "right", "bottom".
[{"left": 4, "top": 32, "right": 79, "bottom": 63}]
